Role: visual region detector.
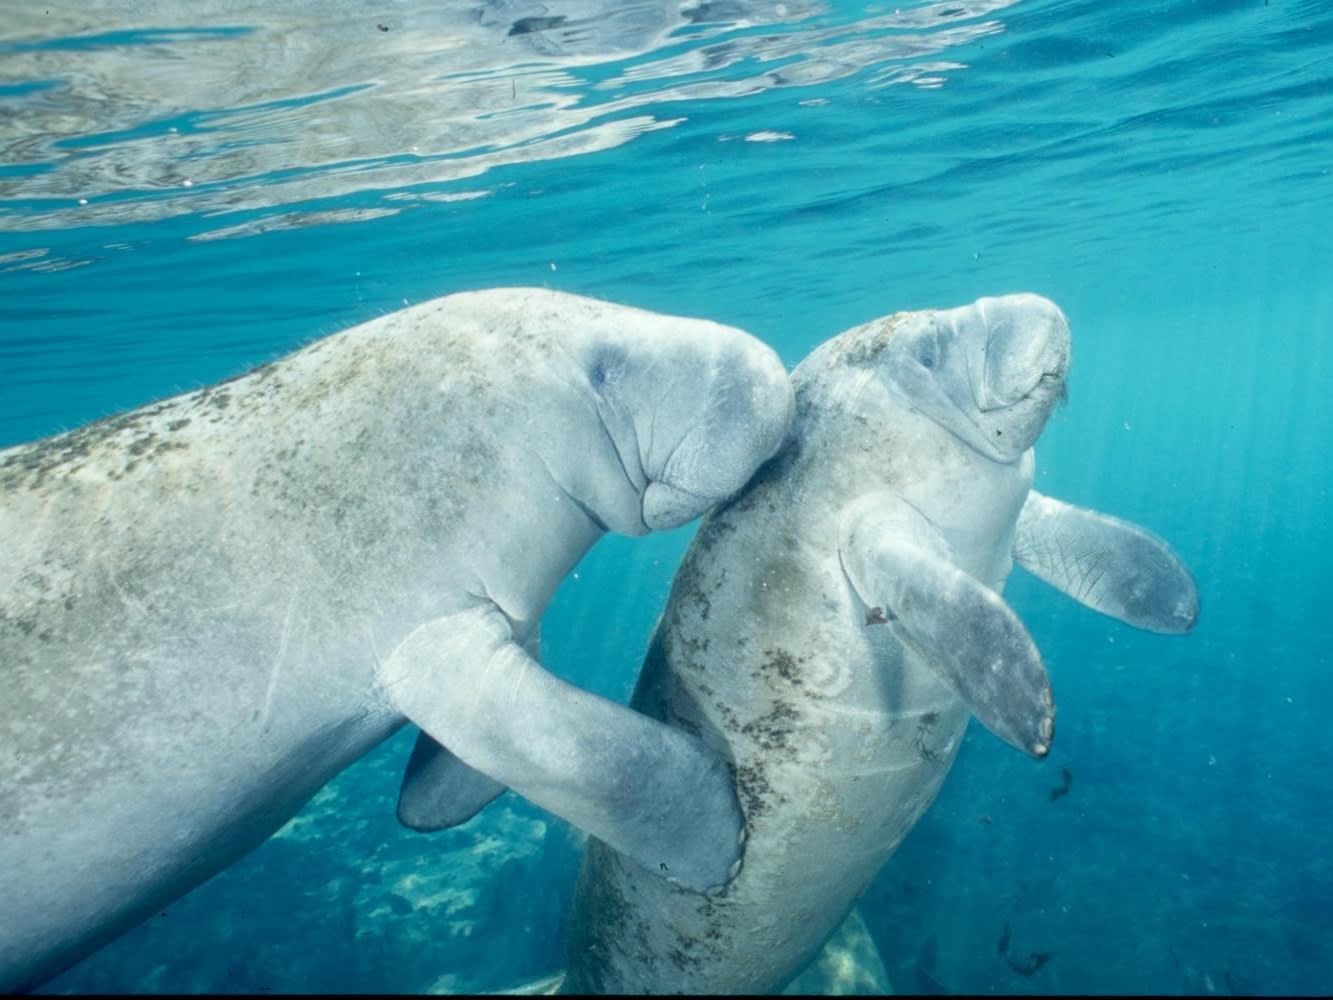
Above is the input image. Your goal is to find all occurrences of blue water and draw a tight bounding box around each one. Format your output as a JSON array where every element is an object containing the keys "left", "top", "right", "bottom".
[{"left": 3, "top": 0, "right": 1330, "bottom": 993}]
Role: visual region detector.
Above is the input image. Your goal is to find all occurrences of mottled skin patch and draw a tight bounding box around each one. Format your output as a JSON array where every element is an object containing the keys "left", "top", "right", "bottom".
[
  {"left": 563, "top": 304, "right": 1051, "bottom": 994},
  {"left": 1, "top": 295, "right": 553, "bottom": 819},
  {"left": 829, "top": 311, "right": 911, "bottom": 368}
]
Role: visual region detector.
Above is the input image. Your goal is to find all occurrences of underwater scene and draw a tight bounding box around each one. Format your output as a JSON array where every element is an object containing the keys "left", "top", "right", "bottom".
[{"left": 2, "top": 0, "right": 1330, "bottom": 994}]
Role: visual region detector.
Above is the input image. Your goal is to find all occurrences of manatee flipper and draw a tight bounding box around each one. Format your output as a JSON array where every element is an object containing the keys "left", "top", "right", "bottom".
[
  {"left": 395, "top": 629, "right": 544, "bottom": 830},
  {"left": 1014, "top": 491, "right": 1199, "bottom": 634},
  {"left": 839, "top": 495, "right": 1054, "bottom": 757},
  {"left": 378, "top": 604, "right": 743, "bottom": 893},
  {"left": 397, "top": 734, "right": 508, "bottom": 831}
]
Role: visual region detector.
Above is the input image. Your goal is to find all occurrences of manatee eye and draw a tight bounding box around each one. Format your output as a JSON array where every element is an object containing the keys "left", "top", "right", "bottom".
[
  {"left": 915, "top": 334, "right": 939, "bottom": 371},
  {"left": 586, "top": 349, "right": 627, "bottom": 394}
]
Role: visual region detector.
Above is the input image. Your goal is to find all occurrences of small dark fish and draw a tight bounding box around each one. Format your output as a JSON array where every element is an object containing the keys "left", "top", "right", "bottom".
[
  {"left": 1049, "top": 765, "right": 1072, "bottom": 801},
  {"left": 376, "top": 23, "right": 389, "bottom": 32},
  {"left": 509, "top": 15, "right": 567, "bottom": 35},
  {"left": 979, "top": 814, "right": 993, "bottom": 825},
  {"left": 1005, "top": 951, "right": 1054, "bottom": 977},
  {"left": 998, "top": 921, "right": 1052, "bottom": 976}
]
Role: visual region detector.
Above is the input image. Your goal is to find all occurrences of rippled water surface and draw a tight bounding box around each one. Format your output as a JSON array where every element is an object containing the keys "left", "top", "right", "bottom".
[{"left": 3, "top": 0, "right": 1331, "bottom": 994}]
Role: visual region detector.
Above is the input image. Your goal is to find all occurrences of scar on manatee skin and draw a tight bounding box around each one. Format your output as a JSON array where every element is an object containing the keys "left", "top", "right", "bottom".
[
  {"left": 1049, "top": 766, "right": 1072, "bottom": 802},
  {"left": 865, "top": 606, "right": 896, "bottom": 626},
  {"left": 912, "top": 711, "right": 942, "bottom": 764}
]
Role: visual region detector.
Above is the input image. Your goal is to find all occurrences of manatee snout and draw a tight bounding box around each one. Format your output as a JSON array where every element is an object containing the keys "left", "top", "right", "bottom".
[
  {"left": 644, "top": 340, "right": 794, "bottom": 530},
  {"left": 975, "top": 293, "right": 1071, "bottom": 411},
  {"left": 930, "top": 293, "right": 1072, "bottom": 460}
]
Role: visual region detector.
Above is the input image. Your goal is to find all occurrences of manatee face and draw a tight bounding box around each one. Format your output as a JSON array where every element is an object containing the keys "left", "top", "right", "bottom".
[
  {"left": 883, "top": 293, "right": 1071, "bottom": 462},
  {"left": 579, "top": 323, "right": 795, "bottom": 533}
]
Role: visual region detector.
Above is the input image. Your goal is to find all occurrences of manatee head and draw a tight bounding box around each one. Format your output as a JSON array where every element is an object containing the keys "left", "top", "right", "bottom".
[
  {"left": 880, "top": 293, "right": 1071, "bottom": 462},
  {"left": 546, "top": 295, "right": 793, "bottom": 535}
]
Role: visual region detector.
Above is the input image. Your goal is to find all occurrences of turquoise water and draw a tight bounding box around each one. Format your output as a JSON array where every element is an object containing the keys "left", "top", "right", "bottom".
[{"left": 3, "top": 0, "right": 1331, "bottom": 993}]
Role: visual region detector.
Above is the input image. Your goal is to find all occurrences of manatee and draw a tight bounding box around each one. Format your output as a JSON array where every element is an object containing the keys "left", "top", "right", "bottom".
[
  {"left": 0, "top": 287, "right": 794, "bottom": 992},
  {"left": 560, "top": 293, "right": 1199, "bottom": 993}
]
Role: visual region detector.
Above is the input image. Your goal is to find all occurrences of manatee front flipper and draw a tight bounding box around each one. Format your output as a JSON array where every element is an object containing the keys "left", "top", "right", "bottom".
[
  {"left": 378, "top": 604, "right": 743, "bottom": 893},
  {"left": 397, "top": 734, "right": 508, "bottom": 831},
  {"left": 1014, "top": 491, "right": 1199, "bottom": 633},
  {"left": 396, "top": 628, "right": 545, "bottom": 830},
  {"left": 839, "top": 495, "right": 1054, "bottom": 757}
]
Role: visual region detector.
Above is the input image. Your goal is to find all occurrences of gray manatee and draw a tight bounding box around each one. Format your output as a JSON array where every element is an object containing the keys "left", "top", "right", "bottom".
[
  {"left": 0, "top": 288, "right": 794, "bottom": 993},
  {"left": 562, "top": 293, "right": 1199, "bottom": 993}
]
